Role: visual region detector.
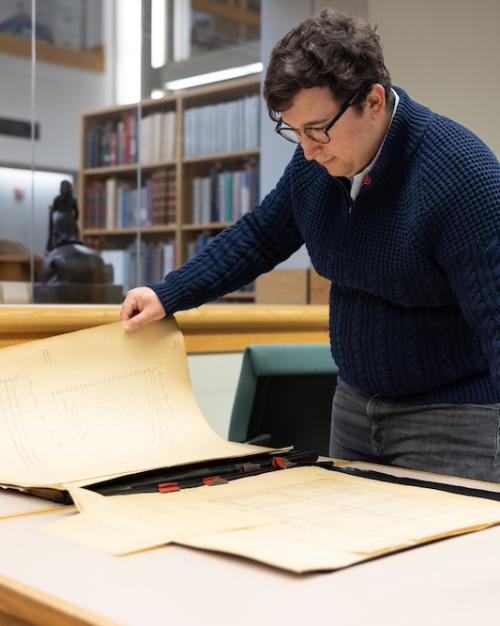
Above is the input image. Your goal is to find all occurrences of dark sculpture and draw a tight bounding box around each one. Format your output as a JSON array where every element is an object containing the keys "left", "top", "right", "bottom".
[
  {"left": 46, "top": 179, "right": 80, "bottom": 252},
  {"left": 35, "top": 180, "right": 122, "bottom": 303},
  {"left": 42, "top": 180, "right": 111, "bottom": 284}
]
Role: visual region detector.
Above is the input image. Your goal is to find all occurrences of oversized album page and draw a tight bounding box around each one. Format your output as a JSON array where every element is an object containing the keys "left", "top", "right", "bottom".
[
  {"left": 0, "top": 319, "right": 264, "bottom": 491},
  {"left": 45, "top": 466, "right": 500, "bottom": 573}
]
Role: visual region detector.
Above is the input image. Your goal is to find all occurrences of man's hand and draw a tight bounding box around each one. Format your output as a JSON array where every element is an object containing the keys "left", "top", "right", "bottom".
[{"left": 120, "top": 287, "right": 166, "bottom": 332}]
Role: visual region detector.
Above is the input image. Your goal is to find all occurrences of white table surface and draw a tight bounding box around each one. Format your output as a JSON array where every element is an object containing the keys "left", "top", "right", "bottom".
[{"left": 0, "top": 494, "right": 499, "bottom": 626}]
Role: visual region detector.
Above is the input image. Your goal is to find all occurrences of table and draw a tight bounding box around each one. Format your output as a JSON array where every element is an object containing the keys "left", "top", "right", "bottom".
[{"left": 0, "top": 489, "right": 499, "bottom": 626}]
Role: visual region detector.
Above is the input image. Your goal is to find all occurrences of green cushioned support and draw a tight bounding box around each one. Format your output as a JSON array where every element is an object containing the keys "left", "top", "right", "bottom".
[{"left": 228, "top": 344, "right": 338, "bottom": 442}]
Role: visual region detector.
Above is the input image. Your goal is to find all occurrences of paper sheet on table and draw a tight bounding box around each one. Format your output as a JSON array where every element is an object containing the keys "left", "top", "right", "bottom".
[
  {"left": 45, "top": 485, "right": 280, "bottom": 555},
  {"left": 0, "top": 319, "right": 265, "bottom": 490},
  {"left": 44, "top": 466, "right": 500, "bottom": 572}
]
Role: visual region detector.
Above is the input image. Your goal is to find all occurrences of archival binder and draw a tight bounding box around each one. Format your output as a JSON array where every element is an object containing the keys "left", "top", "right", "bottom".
[{"left": 24, "top": 449, "right": 326, "bottom": 504}]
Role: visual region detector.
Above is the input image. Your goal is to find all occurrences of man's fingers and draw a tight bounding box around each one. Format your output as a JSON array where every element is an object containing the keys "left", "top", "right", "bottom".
[
  {"left": 120, "top": 288, "right": 166, "bottom": 332},
  {"left": 122, "top": 310, "right": 148, "bottom": 332},
  {"left": 120, "top": 295, "right": 139, "bottom": 320}
]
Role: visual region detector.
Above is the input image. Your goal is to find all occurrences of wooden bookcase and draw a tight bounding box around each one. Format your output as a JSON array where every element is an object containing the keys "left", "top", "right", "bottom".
[{"left": 79, "top": 75, "right": 261, "bottom": 300}]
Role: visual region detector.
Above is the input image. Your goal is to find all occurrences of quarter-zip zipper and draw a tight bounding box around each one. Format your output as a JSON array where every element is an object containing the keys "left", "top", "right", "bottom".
[{"left": 332, "top": 176, "right": 353, "bottom": 249}]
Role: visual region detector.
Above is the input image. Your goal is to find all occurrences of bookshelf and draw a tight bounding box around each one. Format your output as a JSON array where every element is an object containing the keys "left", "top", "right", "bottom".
[{"left": 80, "top": 75, "right": 261, "bottom": 298}]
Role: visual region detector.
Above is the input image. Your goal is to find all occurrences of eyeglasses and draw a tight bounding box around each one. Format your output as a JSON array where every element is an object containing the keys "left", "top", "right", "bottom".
[{"left": 275, "top": 89, "right": 362, "bottom": 145}]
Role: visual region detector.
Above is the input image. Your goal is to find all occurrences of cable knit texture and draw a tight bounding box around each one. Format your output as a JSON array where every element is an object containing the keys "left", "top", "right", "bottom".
[{"left": 151, "top": 88, "right": 500, "bottom": 404}]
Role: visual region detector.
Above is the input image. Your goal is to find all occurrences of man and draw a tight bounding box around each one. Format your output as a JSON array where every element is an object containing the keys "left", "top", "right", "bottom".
[{"left": 121, "top": 9, "right": 500, "bottom": 481}]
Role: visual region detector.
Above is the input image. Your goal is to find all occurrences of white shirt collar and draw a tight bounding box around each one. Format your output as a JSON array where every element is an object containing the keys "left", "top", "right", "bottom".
[{"left": 350, "top": 88, "right": 400, "bottom": 200}]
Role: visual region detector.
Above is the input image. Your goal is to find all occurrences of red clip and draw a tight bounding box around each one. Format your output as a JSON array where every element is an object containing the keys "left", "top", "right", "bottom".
[
  {"left": 272, "top": 456, "right": 295, "bottom": 469},
  {"left": 158, "top": 482, "right": 180, "bottom": 493},
  {"left": 362, "top": 175, "right": 372, "bottom": 186},
  {"left": 203, "top": 475, "right": 228, "bottom": 486}
]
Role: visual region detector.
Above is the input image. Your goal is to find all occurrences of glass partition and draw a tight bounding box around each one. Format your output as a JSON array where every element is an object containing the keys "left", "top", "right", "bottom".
[{"left": 0, "top": 0, "right": 261, "bottom": 305}]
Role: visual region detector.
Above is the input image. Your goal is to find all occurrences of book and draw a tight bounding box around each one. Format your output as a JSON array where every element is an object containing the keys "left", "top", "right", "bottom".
[
  {"left": 183, "top": 94, "right": 260, "bottom": 157},
  {"left": 100, "top": 249, "right": 129, "bottom": 289},
  {"left": 189, "top": 164, "right": 258, "bottom": 225},
  {"left": 85, "top": 112, "right": 137, "bottom": 168},
  {"left": 150, "top": 168, "right": 176, "bottom": 225}
]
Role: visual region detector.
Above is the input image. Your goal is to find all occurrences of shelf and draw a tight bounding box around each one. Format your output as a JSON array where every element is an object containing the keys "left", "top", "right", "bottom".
[
  {"left": 83, "top": 161, "right": 176, "bottom": 176},
  {"left": 183, "top": 149, "right": 259, "bottom": 165},
  {"left": 0, "top": 33, "right": 104, "bottom": 72},
  {"left": 83, "top": 226, "right": 177, "bottom": 236},
  {"left": 0, "top": 254, "right": 31, "bottom": 262},
  {"left": 183, "top": 223, "right": 231, "bottom": 231},
  {"left": 139, "top": 160, "right": 177, "bottom": 171},
  {"left": 180, "top": 75, "right": 260, "bottom": 103},
  {"left": 84, "top": 152, "right": 259, "bottom": 174},
  {"left": 83, "top": 164, "right": 137, "bottom": 176},
  {"left": 191, "top": 0, "right": 260, "bottom": 27}
]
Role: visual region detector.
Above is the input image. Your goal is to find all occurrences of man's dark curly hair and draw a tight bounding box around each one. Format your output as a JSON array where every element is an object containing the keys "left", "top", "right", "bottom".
[{"left": 264, "top": 8, "right": 393, "bottom": 121}]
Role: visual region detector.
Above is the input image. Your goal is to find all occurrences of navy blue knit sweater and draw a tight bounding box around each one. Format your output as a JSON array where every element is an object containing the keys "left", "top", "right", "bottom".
[{"left": 151, "top": 88, "right": 500, "bottom": 405}]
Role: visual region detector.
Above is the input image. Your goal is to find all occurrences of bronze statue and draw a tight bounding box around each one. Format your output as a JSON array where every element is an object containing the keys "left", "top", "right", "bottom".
[
  {"left": 42, "top": 180, "right": 111, "bottom": 285},
  {"left": 46, "top": 179, "right": 80, "bottom": 252}
]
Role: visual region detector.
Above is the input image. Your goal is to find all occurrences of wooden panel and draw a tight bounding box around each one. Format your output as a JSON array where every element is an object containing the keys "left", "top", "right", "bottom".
[
  {"left": 183, "top": 149, "right": 260, "bottom": 165},
  {"left": 0, "top": 34, "right": 104, "bottom": 73},
  {"left": 185, "top": 331, "right": 328, "bottom": 352},
  {"left": 179, "top": 75, "right": 260, "bottom": 105},
  {"left": 0, "top": 305, "right": 329, "bottom": 353},
  {"left": 309, "top": 269, "right": 331, "bottom": 305},
  {"left": 255, "top": 270, "right": 309, "bottom": 305},
  {"left": 0, "top": 261, "right": 30, "bottom": 282},
  {"left": 0, "top": 609, "right": 32, "bottom": 626},
  {"left": 191, "top": 0, "right": 260, "bottom": 27},
  {"left": 0, "top": 575, "right": 116, "bottom": 626}
]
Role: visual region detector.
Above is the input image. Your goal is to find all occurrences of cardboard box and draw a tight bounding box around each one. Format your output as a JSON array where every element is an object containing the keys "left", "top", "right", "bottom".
[
  {"left": 255, "top": 269, "right": 308, "bottom": 304},
  {"left": 309, "top": 269, "right": 330, "bottom": 304}
]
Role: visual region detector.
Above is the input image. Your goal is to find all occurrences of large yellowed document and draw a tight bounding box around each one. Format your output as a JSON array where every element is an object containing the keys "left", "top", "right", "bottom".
[
  {"left": 0, "top": 319, "right": 264, "bottom": 491},
  {"left": 45, "top": 466, "right": 500, "bottom": 573}
]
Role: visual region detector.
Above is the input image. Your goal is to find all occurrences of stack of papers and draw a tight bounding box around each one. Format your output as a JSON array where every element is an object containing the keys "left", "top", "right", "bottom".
[
  {"left": 45, "top": 465, "right": 500, "bottom": 573},
  {"left": 1, "top": 318, "right": 499, "bottom": 573}
]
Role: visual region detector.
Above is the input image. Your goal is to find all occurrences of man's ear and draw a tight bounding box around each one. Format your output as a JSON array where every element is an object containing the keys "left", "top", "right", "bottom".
[{"left": 365, "top": 83, "right": 386, "bottom": 117}]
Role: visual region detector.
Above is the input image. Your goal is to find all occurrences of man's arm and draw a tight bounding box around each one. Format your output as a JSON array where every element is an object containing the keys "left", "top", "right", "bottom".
[{"left": 121, "top": 157, "right": 304, "bottom": 331}]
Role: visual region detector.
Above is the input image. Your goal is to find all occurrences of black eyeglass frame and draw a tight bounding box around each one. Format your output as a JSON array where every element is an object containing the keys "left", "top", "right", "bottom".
[{"left": 274, "top": 89, "right": 362, "bottom": 145}]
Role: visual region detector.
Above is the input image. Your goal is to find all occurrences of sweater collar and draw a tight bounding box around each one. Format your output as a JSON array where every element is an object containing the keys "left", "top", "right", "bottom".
[
  {"left": 350, "top": 88, "right": 400, "bottom": 198},
  {"left": 363, "top": 87, "right": 434, "bottom": 188}
]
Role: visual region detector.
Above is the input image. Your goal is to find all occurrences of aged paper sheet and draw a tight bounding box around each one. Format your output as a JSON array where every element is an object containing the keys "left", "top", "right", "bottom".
[
  {"left": 0, "top": 319, "right": 263, "bottom": 489},
  {"left": 45, "top": 466, "right": 500, "bottom": 572},
  {"left": 45, "top": 485, "right": 278, "bottom": 555}
]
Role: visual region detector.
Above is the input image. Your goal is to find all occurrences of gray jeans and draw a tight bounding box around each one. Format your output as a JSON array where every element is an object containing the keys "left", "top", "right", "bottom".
[{"left": 329, "top": 378, "right": 500, "bottom": 482}]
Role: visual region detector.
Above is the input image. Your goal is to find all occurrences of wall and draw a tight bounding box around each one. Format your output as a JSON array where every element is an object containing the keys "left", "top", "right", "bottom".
[
  {"left": 188, "top": 352, "right": 243, "bottom": 438},
  {"left": 369, "top": 0, "right": 499, "bottom": 156},
  {"left": 259, "top": 0, "right": 369, "bottom": 270},
  {"left": 258, "top": 0, "right": 499, "bottom": 274},
  {"left": 0, "top": 0, "right": 114, "bottom": 171}
]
